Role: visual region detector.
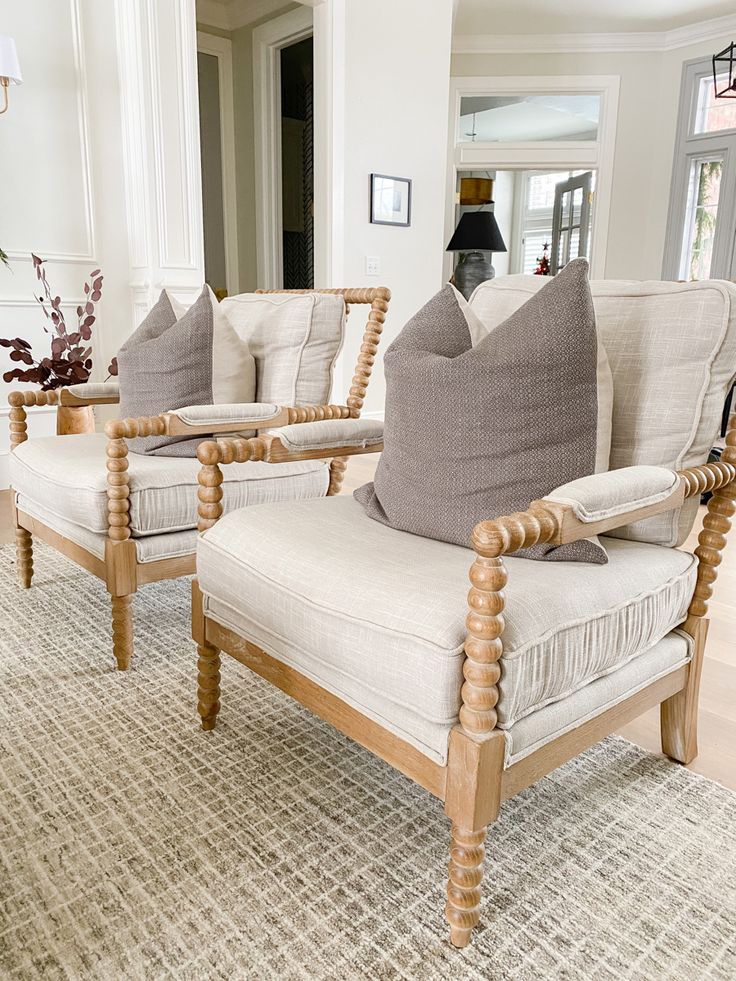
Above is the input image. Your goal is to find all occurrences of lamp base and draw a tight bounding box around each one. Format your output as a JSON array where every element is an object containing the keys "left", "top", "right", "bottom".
[{"left": 453, "top": 251, "right": 494, "bottom": 300}]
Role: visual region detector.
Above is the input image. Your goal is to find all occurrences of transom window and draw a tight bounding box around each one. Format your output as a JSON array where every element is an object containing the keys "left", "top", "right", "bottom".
[{"left": 695, "top": 73, "right": 736, "bottom": 135}]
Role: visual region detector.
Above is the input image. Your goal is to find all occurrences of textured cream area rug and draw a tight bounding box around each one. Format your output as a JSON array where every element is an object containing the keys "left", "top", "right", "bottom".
[{"left": 1, "top": 543, "right": 735, "bottom": 981}]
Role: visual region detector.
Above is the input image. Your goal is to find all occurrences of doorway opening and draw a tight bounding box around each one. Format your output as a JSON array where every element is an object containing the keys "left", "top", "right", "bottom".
[
  {"left": 196, "top": 32, "right": 238, "bottom": 299},
  {"left": 451, "top": 168, "right": 596, "bottom": 281},
  {"left": 280, "top": 37, "right": 314, "bottom": 289}
]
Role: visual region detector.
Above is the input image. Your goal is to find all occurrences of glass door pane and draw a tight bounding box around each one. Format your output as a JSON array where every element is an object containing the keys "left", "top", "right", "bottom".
[{"left": 680, "top": 158, "right": 723, "bottom": 280}]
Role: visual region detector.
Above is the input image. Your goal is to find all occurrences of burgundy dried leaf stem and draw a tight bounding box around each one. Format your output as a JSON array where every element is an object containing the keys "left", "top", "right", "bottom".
[{"left": 0, "top": 255, "right": 104, "bottom": 391}]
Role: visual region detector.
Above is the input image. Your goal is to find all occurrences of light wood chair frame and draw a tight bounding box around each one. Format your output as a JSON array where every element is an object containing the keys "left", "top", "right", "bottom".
[
  {"left": 8, "top": 286, "right": 390, "bottom": 671},
  {"left": 193, "top": 410, "right": 735, "bottom": 947}
]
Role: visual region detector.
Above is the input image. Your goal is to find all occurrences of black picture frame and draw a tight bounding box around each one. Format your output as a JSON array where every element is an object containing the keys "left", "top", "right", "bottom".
[{"left": 370, "top": 173, "right": 412, "bottom": 227}]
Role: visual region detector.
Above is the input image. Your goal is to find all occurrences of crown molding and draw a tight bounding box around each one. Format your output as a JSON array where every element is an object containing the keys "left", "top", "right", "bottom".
[
  {"left": 664, "top": 12, "right": 736, "bottom": 50},
  {"left": 452, "top": 12, "right": 736, "bottom": 55}
]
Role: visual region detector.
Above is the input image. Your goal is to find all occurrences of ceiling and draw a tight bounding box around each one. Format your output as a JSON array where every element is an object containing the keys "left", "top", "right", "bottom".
[
  {"left": 454, "top": 0, "right": 736, "bottom": 34},
  {"left": 197, "top": 0, "right": 298, "bottom": 32}
]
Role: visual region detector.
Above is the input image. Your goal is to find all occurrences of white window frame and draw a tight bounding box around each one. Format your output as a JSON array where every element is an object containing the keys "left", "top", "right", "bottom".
[
  {"left": 445, "top": 75, "right": 620, "bottom": 282},
  {"left": 663, "top": 57, "right": 736, "bottom": 281}
]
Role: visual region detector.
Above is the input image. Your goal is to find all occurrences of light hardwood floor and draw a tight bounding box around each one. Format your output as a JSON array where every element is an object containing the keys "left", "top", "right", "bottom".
[{"left": 2, "top": 457, "right": 735, "bottom": 790}]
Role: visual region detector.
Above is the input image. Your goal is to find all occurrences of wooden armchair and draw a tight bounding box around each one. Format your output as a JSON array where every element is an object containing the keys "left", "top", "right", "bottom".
[
  {"left": 190, "top": 274, "right": 736, "bottom": 947},
  {"left": 7, "top": 286, "right": 390, "bottom": 670},
  {"left": 191, "top": 417, "right": 735, "bottom": 947}
]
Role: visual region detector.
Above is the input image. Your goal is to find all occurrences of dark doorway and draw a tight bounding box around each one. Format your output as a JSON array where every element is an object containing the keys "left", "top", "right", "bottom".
[{"left": 280, "top": 36, "right": 314, "bottom": 290}]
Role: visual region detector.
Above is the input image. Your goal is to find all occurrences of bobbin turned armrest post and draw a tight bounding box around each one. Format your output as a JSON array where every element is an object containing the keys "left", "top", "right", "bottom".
[
  {"left": 660, "top": 418, "right": 736, "bottom": 764},
  {"left": 7, "top": 387, "right": 120, "bottom": 450}
]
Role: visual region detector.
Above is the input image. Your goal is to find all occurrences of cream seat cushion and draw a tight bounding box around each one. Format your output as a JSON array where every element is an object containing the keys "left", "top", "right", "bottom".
[
  {"left": 197, "top": 496, "right": 697, "bottom": 764},
  {"left": 15, "top": 495, "right": 199, "bottom": 564},
  {"left": 10, "top": 433, "right": 329, "bottom": 537}
]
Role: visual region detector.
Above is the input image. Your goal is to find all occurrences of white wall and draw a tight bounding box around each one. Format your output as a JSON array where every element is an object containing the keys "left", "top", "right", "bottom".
[
  {"left": 0, "top": 0, "right": 132, "bottom": 487},
  {"left": 316, "top": 0, "right": 455, "bottom": 415},
  {"left": 451, "top": 34, "right": 736, "bottom": 281}
]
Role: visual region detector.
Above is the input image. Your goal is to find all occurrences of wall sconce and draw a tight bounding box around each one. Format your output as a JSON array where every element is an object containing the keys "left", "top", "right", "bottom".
[{"left": 0, "top": 36, "right": 23, "bottom": 115}]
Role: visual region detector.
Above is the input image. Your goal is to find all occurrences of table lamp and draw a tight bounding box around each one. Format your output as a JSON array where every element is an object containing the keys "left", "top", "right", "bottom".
[
  {"left": 0, "top": 36, "right": 23, "bottom": 115},
  {"left": 447, "top": 211, "right": 507, "bottom": 300}
]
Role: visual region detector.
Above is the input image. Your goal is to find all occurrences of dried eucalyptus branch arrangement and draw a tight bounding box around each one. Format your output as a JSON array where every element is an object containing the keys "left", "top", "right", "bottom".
[{"left": 1, "top": 254, "right": 103, "bottom": 390}]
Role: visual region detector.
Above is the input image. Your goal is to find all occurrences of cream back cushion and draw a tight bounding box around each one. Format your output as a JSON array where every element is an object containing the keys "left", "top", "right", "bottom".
[
  {"left": 470, "top": 276, "right": 736, "bottom": 545},
  {"left": 221, "top": 293, "right": 346, "bottom": 406}
]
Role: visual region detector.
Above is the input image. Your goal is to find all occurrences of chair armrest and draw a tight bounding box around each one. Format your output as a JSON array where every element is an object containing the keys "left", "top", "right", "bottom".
[
  {"left": 7, "top": 386, "right": 118, "bottom": 449},
  {"left": 458, "top": 454, "right": 736, "bottom": 745},
  {"left": 472, "top": 462, "right": 736, "bottom": 558},
  {"left": 105, "top": 403, "right": 354, "bottom": 440},
  {"left": 195, "top": 418, "right": 383, "bottom": 469},
  {"left": 166, "top": 402, "right": 354, "bottom": 436},
  {"left": 8, "top": 384, "right": 120, "bottom": 413},
  {"left": 542, "top": 466, "right": 683, "bottom": 525},
  {"left": 166, "top": 402, "right": 286, "bottom": 435},
  {"left": 265, "top": 418, "right": 384, "bottom": 461},
  {"left": 61, "top": 382, "right": 120, "bottom": 406},
  {"left": 194, "top": 418, "right": 382, "bottom": 530}
]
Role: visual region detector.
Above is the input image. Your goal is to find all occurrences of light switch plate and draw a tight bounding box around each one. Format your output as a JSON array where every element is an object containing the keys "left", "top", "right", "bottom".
[{"left": 365, "top": 255, "right": 381, "bottom": 276}]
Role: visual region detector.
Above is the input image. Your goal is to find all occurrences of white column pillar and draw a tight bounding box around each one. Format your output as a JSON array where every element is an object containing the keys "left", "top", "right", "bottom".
[{"left": 114, "top": 0, "right": 205, "bottom": 325}]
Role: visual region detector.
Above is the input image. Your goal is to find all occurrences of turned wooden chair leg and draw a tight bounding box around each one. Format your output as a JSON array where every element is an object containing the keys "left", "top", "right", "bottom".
[
  {"left": 661, "top": 616, "right": 709, "bottom": 764},
  {"left": 443, "top": 728, "right": 505, "bottom": 947},
  {"left": 446, "top": 824, "right": 488, "bottom": 947},
  {"left": 110, "top": 594, "right": 134, "bottom": 671},
  {"left": 15, "top": 526, "right": 33, "bottom": 588},
  {"left": 197, "top": 642, "right": 221, "bottom": 730}
]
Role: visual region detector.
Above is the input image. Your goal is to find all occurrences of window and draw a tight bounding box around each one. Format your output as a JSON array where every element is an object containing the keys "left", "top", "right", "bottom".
[
  {"left": 681, "top": 158, "right": 723, "bottom": 280},
  {"left": 695, "top": 74, "right": 736, "bottom": 134},
  {"left": 664, "top": 59, "right": 736, "bottom": 281}
]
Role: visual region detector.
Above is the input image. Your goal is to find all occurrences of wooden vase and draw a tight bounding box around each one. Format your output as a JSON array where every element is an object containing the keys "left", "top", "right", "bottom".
[{"left": 56, "top": 404, "right": 95, "bottom": 436}]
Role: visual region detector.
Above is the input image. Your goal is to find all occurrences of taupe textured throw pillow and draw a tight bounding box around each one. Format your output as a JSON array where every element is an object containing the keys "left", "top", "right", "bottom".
[
  {"left": 117, "top": 286, "right": 256, "bottom": 457},
  {"left": 355, "top": 258, "right": 607, "bottom": 562}
]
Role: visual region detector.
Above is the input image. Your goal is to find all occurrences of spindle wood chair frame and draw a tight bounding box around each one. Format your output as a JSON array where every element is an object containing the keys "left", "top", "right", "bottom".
[
  {"left": 192, "top": 410, "right": 735, "bottom": 948},
  {"left": 8, "top": 286, "right": 390, "bottom": 670}
]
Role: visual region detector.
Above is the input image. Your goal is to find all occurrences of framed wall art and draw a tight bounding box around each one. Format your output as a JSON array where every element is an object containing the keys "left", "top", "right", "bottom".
[{"left": 370, "top": 173, "right": 412, "bottom": 227}]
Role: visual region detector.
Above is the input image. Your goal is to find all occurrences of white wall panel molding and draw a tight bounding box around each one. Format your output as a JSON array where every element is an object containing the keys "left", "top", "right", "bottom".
[
  {"left": 5, "top": 0, "right": 95, "bottom": 266},
  {"left": 0, "top": 1, "right": 133, "bottom": 489},
  {"left": 452, "top": 13, "right": 736, "bottom": 55},
  {"left": 114, "top": 0, "right": 151, "bottom": 273},
  {"left": 148, "top": 0, "right": 202, "bottom": 273}
]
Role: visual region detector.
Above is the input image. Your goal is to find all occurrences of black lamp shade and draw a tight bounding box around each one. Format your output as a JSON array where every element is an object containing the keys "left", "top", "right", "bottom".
[{"left": 446, "top": 211, "right": 507, "bottom": 253}]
